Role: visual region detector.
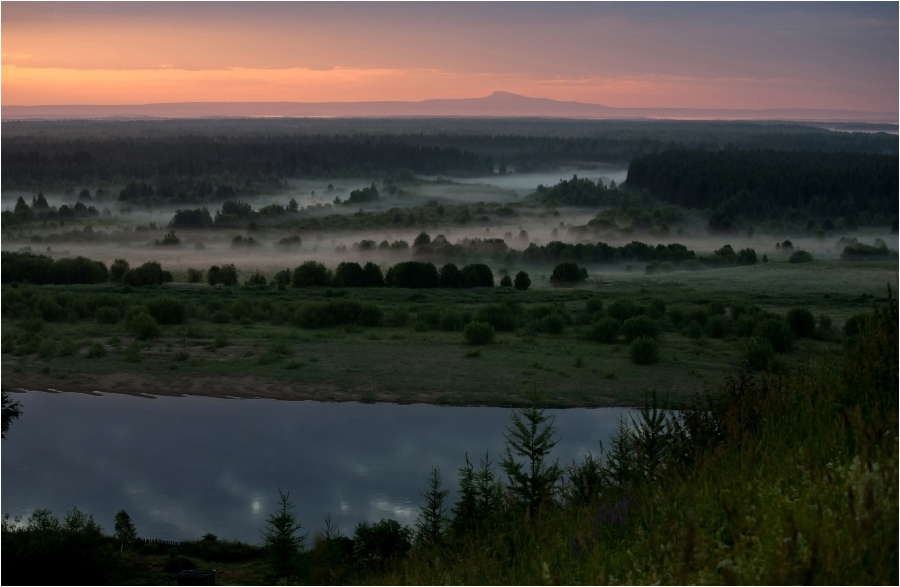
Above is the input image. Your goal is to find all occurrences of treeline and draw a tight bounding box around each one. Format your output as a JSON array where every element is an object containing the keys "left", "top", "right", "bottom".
[
  {"left": 625, "top": 149, "right": 899, "bottom": 232},
  {"left": 4, "top": 119, "right": 896, "bottom": 191},
  {"left": 0, "top": 135, "right": 494, "bottom": 190}
]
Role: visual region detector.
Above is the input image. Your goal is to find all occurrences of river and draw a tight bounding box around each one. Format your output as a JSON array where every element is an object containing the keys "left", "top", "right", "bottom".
[{"left": 1, "top": 391, "right": 632, "bottom": 543}]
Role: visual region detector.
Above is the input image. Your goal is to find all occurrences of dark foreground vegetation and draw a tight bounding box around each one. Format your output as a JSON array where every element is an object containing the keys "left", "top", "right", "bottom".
[{"left": 3, "top": 297, "right": 896, "bottom": 585}]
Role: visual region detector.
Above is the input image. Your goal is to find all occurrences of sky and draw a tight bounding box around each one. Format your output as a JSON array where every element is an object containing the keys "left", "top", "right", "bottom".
[{"left": 2, "top": 2, "right": 897, "bottom": 112}]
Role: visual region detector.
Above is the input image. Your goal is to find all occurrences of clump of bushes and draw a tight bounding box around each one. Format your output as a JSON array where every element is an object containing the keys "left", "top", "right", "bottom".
[
  {"left": 622, "top": 315, "right": 659, "bottom": 341},
  {"left": 549, "top": 262, "right": 587, "bottom": 286},
  {"left": 126, "top": 310, "right": 159, "bottom": 340},
  {"left": 208, "top": 264, "right": 239, "bottom": 286},
  {"left": 754, "top": 317, "right": 792, "bottom": 352},
  {"left": 587, "top": 317, "right": 620, "bottom": 343},
  {"left": 513, "top": 271, "right": 531, "bottom": 291},
  {"left": 630, "top": 336, "right": 659, "bottom": 364},
  {"left": 788, "top": 250, "right": 814, "bottom": 263},
  {"left": 146, "top": 296, "right": 186, "bottom": 325},
  {"left": 787, "top": 307, "right": 816, "bottom": 338},
  {"left": 464, "top": 321, "right": 495, "bottom": 345},
  {"left": 474, "top": 304, "right": 516, "bottom": 331}
]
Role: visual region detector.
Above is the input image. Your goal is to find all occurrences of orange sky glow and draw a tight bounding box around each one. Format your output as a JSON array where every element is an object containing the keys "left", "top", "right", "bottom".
[{"left": 2, "top": 3, "right": 897, "bottom": 112}]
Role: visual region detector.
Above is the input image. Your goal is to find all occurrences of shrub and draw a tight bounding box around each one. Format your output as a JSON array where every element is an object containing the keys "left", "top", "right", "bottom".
[
  {"left": 788, "top": 250, "right": 814, "bottom": 263},
  {"left": 786, "top": 307, "right": 817, "bottom": 338},
  {"left": 500, "top": 275, "right": 512, "bottom": 287},
  {"left": 293, "top": 261, "right": 332, "bottom": 287},
  {"left": 843, "top": 312, "right": 871, "bottom": 338},
  {"left": 474, "top": 304, "right": 515, "bottom": 331},
  {"left": 361, "top": 262, "right": 385, "bottom": 287},
  {"left": 587, "top": 317, "right": 620, "bottom": 343},
  {"left": 464, "top": 321, "right": 495, "bottom": 345},
  {"left": 186, "top": 268, "right": 204, "bottom": 283},
  {"left": 549, "top": 262, "right": 587, "bottom": 285},
  {"left": 439, "top": 263, "right": 462, "bottom": 288},
  {"left": 513, "top": 271, "right": 531, "bottom": 291},
  {"left": 219, "top": 264, "right": 239, "bottom": 286},
  {"left": 127, "top": 312, "right": 159, "bottom": 340},
  {"left": 607, "top": 298, "right": 638, "bottom": 322},
  {"left": 109, "top": 259, "right": 130, "bottom": 282},
  {"left": 754, "top": 317, "right": 792, "bottom": 352},
  {"left": 211, "top": 310, "right": 231, "bottom": 324},
  {"left": 681, "top": 259, "right": 703, "bottom": 271},
  {"left": 536, "top": 313, "right": 565, "bottom": 335},
  {"left": 622, "top": 315, "right": 660, "bottom": 341},
  {"left": 630, "top": 336, "right": 659, "bottom": 365},
  {"left": 246, "top": 271, "right": 267, "bottom": 286},
  {"left": 744, "top": 336, "right": 774, "bottom": 370},
  {"left": 273, "top": 269, "right": 292, "bottom": 288},
  {"left": 87, "top": 343, "right": 106, "bottom": 358},
  {"left": 460, "top": 264, "right": 494, "bottom": 288},
  {"left": 122, "top": 261, "right": 166, "bottom": 287},
  {"left": 125, "top": 341, "right": 143, "bottom": 362},
  {"left": 385, "top": 262, "right": 440, "bottom": 288},
  {"left": 333, "top": 262, "right": 365, "bottom": 287},
  {"left": 146, "top": 296, "right": 186, "bottom": 325}
]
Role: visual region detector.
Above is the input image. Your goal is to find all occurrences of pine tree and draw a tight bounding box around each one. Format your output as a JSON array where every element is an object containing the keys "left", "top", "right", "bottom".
[
  {"left": 414, "top": 466, "right": 449, "bottom": 545},
  {"left": 261, "top": 490, "right": 307, "bottom": 581},
  {"left": 500, "top": 401, "right": 562, "bottom": 518}
]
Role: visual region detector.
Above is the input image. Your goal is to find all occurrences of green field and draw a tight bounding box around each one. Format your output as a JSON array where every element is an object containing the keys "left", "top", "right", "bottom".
[{"left": 4, "top": 258, "right": 894, "bottom": 407}]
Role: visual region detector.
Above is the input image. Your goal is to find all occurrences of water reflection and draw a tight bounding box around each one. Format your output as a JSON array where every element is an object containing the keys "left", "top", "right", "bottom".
[{"left": 2, "top": 391, "right": 630, "bottom": 543}]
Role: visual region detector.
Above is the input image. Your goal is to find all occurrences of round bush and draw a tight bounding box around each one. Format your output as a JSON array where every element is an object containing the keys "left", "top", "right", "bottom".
[
  {"left": 464, "top": 321, "right": 495, "bottom": 345},
  {"left": 587, "top": 317, "right": 620, "bottom": 343},
  {"left": 630, "top": 337, "right": 659, "bottom": 365},
  {"left": 744, "top": 336, "right": 774, "bottom": 370},
  {"left": 549, "top": 262, "right": 587, "bottom": 285},
  {"left": 513, "top": 271, "right": 531, "bottom": 291},
  {"left": 622, "top": 315, "right": 660, "bottom": 341},
  {"left": 607, "top": 298, "right": 637, "bottom": 322},
  {"left": 127, "top": 312, "right": 159, "bottom": 340},
  {"left": 788, "top": 250, "right": 814, "bottom": 264},
  {"left": 87, "top": 342, "right": 107, "bottom": 358},
  {"left": 499, "top": 275, "right": 513, "bottom": 287},
  {"left": 786, "top": 307, "right": 816, "bottom": 338},
  {"left": 754, "top": 317, "right": 792, "bottom": 353}
]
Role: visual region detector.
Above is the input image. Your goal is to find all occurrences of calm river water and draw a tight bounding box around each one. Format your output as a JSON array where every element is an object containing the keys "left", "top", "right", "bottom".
[{"left": 2, "top": 391, "right": 631, "bottom": 543}]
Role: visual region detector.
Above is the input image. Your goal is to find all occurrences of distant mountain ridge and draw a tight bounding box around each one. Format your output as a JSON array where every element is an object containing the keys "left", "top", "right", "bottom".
[{"left": 3, "top": 91, "right": 896, "bottom": 123}]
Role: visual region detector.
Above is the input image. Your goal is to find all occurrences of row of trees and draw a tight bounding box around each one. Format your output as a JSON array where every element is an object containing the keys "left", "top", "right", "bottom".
[{"left": 625, "top": 149, "right": 898, "bottom": 232}]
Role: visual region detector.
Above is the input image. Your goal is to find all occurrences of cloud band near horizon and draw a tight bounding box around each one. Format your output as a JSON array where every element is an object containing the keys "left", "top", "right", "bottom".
[{"left": 2, "top": 2, "right": 896, "bottom": 111}]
